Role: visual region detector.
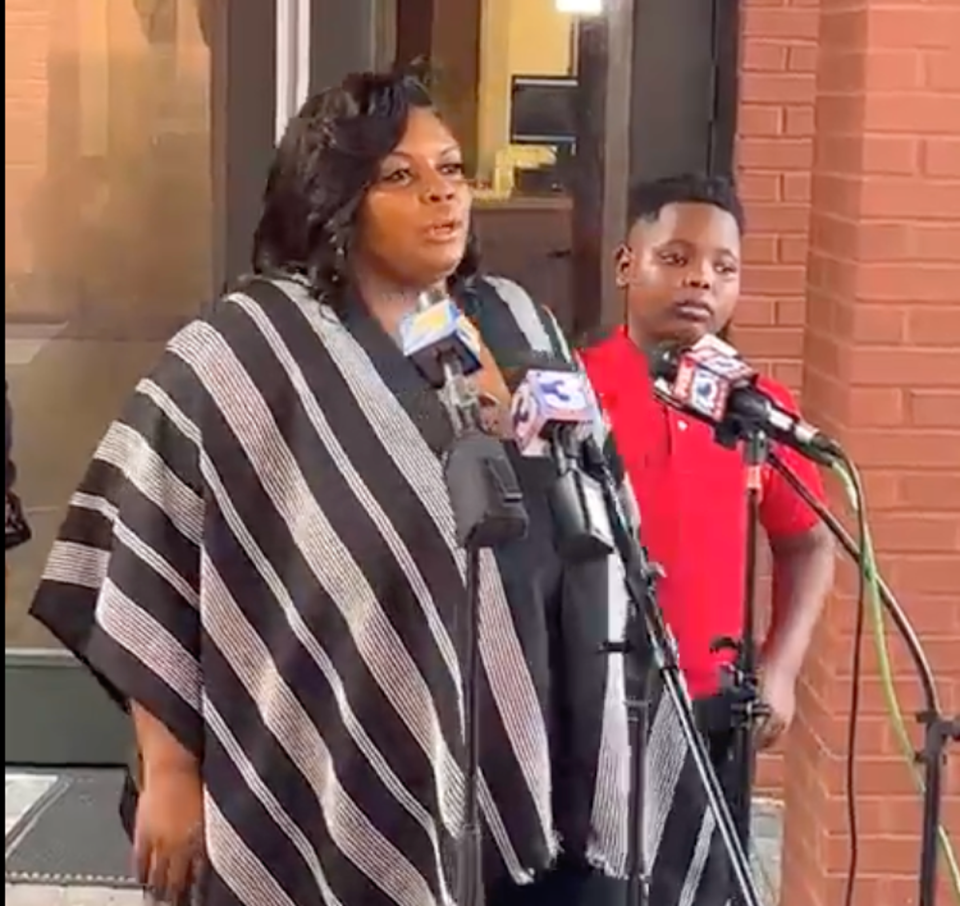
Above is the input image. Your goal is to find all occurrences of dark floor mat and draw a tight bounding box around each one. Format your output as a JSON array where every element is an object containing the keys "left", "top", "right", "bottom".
[{"left": 5, "top": 770, "right": 138, "bottom": 887}]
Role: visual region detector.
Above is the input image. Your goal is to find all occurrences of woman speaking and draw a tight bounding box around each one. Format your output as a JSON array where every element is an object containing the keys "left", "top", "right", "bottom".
[{"left": 30, "top": 72, "right": 631, "bottom": 906}]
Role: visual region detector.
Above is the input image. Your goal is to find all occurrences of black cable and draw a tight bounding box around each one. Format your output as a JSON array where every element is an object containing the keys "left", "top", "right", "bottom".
[
  {"left": 841, "top": 447, "right": 868, "bottom": 906},
  {"left": 766, "top": 450, "right": 868, "bottom": 906}
]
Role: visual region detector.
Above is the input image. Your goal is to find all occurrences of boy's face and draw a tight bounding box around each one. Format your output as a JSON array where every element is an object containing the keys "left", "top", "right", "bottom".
[{"left": 616, "top": 201, "right": 742, "bottom": 348}]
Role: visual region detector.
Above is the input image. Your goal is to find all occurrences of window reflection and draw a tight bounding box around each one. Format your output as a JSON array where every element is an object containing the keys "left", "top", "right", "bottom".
[
  {"left": 5, "top": 0, "right": 212, "bottom": 647},
  {"left": 474, "top": 0, "right": 576, "bottom": 200}
]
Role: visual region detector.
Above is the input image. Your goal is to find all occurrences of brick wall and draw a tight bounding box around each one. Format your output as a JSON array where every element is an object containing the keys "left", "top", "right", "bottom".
[
  {"left": 735, "top": 0, "right": 822, "bottom": 798},
  {"left": 738, "top": 1, "right": 960, "bottom": 904}
]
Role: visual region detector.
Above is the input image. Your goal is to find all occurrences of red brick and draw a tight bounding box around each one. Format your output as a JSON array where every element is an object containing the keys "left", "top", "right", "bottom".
[
  {"left": 923, "top": 138, "right": 960, "bottom": 178},
  {"left": 738, "top": 103, "right": 784, "bottom": 137},
  {"left": 850, "top": 347, "right": 960, "bottom": 388},
  {"left": 869, "top": 513, "right": 960, "bottom": 553},
  {"left": 860, "top": 176, "right": 960, "bottom": 219},
  {"left": 772, "top": 359, "right": 804, "bottom": 388},
  {"left": 741, "top": 72, "right": 816, "bottom": 104},
  {"left": 856, "top": 222, "right": 913, "bottom": 262},
  {"left": 776, "top": 297, "right": 806, "bottom": 325},
  {"left": 843, "top": 304, "right": 908, "bottom": 344},
  {"left": 856, "top": 263, "right": 959, "bottom": 303},
  {"left": 734, "top": 326, "right": 804, "bottom": 358},
  {"left": 787, "top": 43, "right": 819, "bottom": 73},
  {"left": 866, "top": 6, "right": 960, "bottom": 51},
  {"left": 783, "top": 171, "right": 812, "bottom": 201},
  {"left": 906, "top": 307, "right": 960, "bottom": 347},
  {"left": 741, "top": 234, "right": 779, "bottom": 263},
  {"left": 742, "top": 41, "right": 790, "bottom": 72},
  {"left": 819, "top": 50, "right": 923, "bottom": 93},
  {"left": 844, "top": 387, "right": 904, "bottom": 427},
  {"left": 860, "top": 136, "right": 921, "bottom": 175},
  {"left": 746, "top": 203, "right": 812, "bottom": 233},
  {"left": 784, "top": 105, "right": 815, "bottom": 136},
  {"left": 818, "top": 5, "right": 869, "bottom": 45},
  {"left": 844, "top": 429, "right": 960, "bottom": 468},
  {"left": 913, "top": 224, "right": 960, "bottom": 262},
  {"left": 811, "top": 93, "right": 866, "bottom": 136},
  {"left": 777, "top": 236, "right": 808, "bottom": 263},
  {"left": 823, "top": 831, "right": 924, "bottom": 876},
  {"left": 924, "top": 49, "right": 960, "bottom": 91},
  {"left": 863, "top": 93, "right": 960, "bottom": 133},
  {"left": 742, "top": 263, "right": 807, "bottom": 294},
  {"left": 739, "top": 172, "right": 782, "bottom": 202},
  {"left": 736, "top": 295, "right": 778, "bottom": 325},
  {"left": 900, "top": 473, "right": 960, "bottom": 511},
  {"left": 743, "top": 7, "right": 821, "bottom": 41},
  {"left": 909, "top": 390, "right": 960, "bottom": 428},
  {"left": 888, "top": 554, "right": 960, "bottom": 595}
]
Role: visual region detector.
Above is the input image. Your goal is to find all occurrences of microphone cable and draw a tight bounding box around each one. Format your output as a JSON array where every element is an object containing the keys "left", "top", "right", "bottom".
[
  {"left": 836, "top": 449, "right": 868, "bottom": 906},
  {"left": 769, "top": 451, "right": 960, "bottom": 906}
]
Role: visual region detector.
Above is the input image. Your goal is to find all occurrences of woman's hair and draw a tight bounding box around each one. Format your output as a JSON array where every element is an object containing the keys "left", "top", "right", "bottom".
[{"left": 251, "top": 70, "right": 480, "bottom": 306}]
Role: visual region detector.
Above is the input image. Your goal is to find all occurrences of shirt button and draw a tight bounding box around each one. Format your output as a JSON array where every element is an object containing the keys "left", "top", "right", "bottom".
[{"left": 678, "top": 420, "right": 688, "bottom": 431}]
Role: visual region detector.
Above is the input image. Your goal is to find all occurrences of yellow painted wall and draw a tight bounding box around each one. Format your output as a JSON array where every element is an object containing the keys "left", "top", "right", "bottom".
[{"left": 476, "top": 0, "right": 573, "bottom": 187}]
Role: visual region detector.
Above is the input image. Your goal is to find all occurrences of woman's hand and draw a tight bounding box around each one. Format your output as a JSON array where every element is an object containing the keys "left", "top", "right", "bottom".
[{"left": 134, "top": 763, "right": 205, "bottom": 903}]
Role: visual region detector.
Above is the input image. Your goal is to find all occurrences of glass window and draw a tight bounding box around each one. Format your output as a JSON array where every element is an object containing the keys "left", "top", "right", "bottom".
[
  {"left": 475, "top": 0, "right": 576, "bottom": 200},
  {"left": 5, "top": 0, "right": 213, "bottom": 649},
  {"left": 417, "top": 0, "right": 577, "bottom": 202}
]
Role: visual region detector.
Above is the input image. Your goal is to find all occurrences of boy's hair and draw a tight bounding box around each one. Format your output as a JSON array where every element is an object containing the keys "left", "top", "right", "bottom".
[{"left": 627, "top": 173, "right": 745, "bottom": 233}]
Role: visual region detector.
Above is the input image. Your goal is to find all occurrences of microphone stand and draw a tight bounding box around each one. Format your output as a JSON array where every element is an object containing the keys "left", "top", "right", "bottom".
[
  {"left": 710, "top": 425, "right": 773, "bottom": 900},
  {"left": 582, "top": 439, "right": 764, "bottom": 906},
  {"left": 440, "top": 365, "right": 529, "bottom": 906},
  {"left": 768, "top": 452, "right": 959, "bottom": 906}
]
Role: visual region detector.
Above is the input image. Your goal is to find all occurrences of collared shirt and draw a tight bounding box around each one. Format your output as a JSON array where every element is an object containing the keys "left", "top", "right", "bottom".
[{"left": 580, "top": 327, "right": 826, "bottom": 699}]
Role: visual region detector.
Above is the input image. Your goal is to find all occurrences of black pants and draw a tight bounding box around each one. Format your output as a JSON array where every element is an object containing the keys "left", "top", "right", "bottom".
[
  {"left": 694, "top": 694, "right": 742, "bottom": 905},
  {"left": 490, "top": 697, "right": 739, "bottom": 906},
  {"left": 488, "top": 854, "right": 626, "bottom": 906}
]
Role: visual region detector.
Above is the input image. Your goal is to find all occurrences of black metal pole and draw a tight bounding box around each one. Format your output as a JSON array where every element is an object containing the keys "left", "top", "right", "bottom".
[
  {"left": 588, "top": 438, "right": 764, "bottom": 906},
  {"left": 624, "top": 646, "right": 654, "bottom": 906},
  {"left": 768, "top": 453, "right": 958, "bottom": 906},
  {"left": 458, "top": 548, "right": 484, "bottom": 906},
  {"left": 917, "top": 711, "right": 955, "bottom": 906},
  {"left": 729, "top": 430, "right": 770, "bottom": 885}
]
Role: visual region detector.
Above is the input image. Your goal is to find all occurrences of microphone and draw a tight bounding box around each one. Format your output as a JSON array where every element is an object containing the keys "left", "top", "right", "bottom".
[
  {"left": 648, "top": 335, "right": 841, "bottom": 462},
  {"left": 510, "top": 364, "right": 593, "bottom": 458},
  {"left": 510, "top": 363, "right": 613, "bottom": 561},
  {"left": 400, "top": 289, "right": 484, "bottom": 425},
  {"left": 401, "top": 286, "right": 527, "bottom": 549}
]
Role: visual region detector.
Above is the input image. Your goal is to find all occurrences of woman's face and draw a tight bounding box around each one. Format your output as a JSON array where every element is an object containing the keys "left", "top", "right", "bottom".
[{"left": 354, "top": 107, "right": 471, "bottom": 290}]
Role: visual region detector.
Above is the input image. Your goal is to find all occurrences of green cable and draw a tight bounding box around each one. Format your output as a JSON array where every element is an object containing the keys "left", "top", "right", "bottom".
[{"left": 831, "top": 460, "right": 960, "bottom": 901}]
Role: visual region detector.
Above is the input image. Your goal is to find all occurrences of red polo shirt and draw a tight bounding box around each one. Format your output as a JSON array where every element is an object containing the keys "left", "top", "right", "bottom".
[{"left": 581, "top": 328, "right": 826, "bottom": 699}]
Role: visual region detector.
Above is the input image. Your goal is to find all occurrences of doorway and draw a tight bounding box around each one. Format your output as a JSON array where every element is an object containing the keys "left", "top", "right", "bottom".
[{"left": 4, "top": 0, "right": 278, "bottom": 767}]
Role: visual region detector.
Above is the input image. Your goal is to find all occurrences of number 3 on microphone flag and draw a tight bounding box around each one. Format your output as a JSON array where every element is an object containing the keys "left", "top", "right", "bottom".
[{"left": 539, "top": 373, "right": 589, "bottom": 410}]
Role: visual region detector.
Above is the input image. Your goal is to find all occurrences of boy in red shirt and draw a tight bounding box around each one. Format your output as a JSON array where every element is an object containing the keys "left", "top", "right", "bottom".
[{"left": 580, "top": 174, "right": 835, "bottom": 894}]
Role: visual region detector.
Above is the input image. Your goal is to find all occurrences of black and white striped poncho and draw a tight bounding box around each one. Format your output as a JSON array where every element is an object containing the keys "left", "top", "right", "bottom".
[{"left": 31, "top": 275, "right": 732, "bottom": 906}]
